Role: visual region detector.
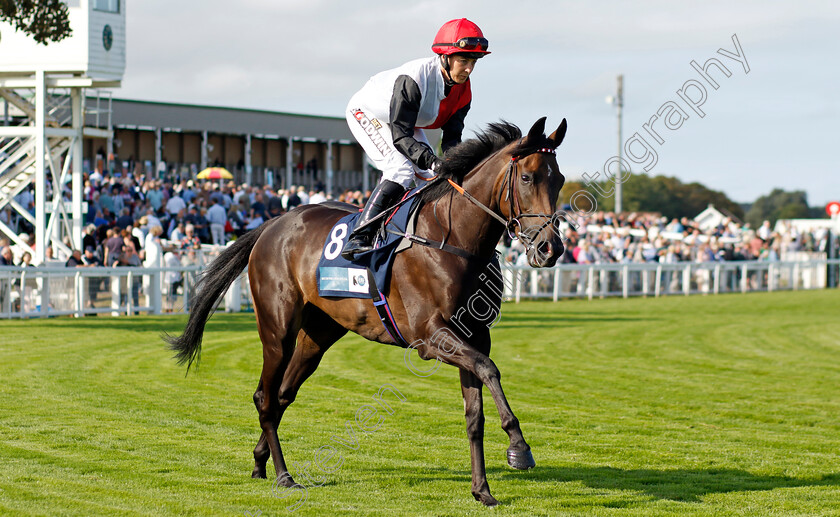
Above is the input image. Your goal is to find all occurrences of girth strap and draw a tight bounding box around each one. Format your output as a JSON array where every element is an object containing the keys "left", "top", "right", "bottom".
[{"left": 366, "top": 268, "right": 411, "bottom": 348}]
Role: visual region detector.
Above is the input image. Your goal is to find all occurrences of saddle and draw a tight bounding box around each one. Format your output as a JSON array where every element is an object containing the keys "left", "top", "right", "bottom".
[{"left": 316, "top": 196, "right": 421, "bottom": 299}]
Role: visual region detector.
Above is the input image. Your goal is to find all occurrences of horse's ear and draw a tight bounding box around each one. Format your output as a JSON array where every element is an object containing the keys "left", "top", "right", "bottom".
[
  {"left": 549, "top": 118, "right": 567, "bottom": 148},
  {"left": 526, "top": 117, "right": 547, "bottom": 143}
]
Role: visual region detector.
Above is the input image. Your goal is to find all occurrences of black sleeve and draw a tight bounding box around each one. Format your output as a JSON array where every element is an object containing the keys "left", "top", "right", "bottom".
[
  {"left": 389, "top": 75, "right": 439, "bottom": 170},
  {"left": 440, "top": 102, "right": 470, "bottom": 154}
]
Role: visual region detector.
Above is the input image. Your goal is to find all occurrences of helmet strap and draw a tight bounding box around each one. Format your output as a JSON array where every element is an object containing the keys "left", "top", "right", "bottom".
[{"left": 440, "top": 55, "right": 456, "bottom": 87}]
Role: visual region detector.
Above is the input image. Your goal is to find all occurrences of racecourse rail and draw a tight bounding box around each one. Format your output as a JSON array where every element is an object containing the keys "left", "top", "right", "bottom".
[{"left": 1, "top": 258, "right": 838, "bottom": 319}]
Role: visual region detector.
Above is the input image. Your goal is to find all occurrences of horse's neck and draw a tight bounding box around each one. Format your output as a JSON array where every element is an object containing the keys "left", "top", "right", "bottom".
[{"left": 418, "top": 158, "right": 506, "bottom": 258}]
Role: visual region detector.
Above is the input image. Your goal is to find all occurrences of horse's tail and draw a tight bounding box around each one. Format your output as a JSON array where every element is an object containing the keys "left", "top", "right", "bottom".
[{"left": 164, "top": 223, "right": 269, "bottom": 372}]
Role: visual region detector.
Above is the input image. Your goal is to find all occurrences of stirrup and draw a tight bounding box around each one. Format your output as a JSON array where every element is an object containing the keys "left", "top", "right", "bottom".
[{"left": 341, "top": 234, "right": 373, "bottom": 260}]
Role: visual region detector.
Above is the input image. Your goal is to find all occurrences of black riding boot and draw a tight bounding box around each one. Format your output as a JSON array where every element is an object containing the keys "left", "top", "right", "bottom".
[{"left": 341, "top": 179, "right": 406, "bottom": 260}]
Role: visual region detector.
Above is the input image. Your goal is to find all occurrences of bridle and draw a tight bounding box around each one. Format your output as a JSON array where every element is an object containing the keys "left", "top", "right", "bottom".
[{"left": 447, "top": 144, "right": 562, "bottom": 252}]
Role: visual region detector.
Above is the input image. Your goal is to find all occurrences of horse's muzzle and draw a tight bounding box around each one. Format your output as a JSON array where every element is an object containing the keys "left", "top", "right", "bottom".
[{"left": 527, "top": 239, "right": 564, "bottom": 268}]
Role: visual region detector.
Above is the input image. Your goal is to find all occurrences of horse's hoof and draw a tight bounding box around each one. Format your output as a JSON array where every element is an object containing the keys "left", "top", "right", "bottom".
[
  {"left": 507, "top": 447, "right": 535, "bottom": 470},
  {"left": 274, "top": 472, "right": 297, "bottom": 488},
  {"left": 473, "top": 491, "right": 499, "bottom": 507},
  {"left": 251, "top": 467, "right": 267, "bottom": 479}
]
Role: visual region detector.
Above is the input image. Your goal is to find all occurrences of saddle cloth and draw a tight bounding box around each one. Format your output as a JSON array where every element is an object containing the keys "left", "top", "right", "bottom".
[{"left": 316, "top": 194, "right": 420, "bottom": 298}]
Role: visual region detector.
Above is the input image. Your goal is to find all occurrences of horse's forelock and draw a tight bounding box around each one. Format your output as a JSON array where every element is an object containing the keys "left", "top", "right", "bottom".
[{"left": 509, "top": 132, "right": 557, "bottom": 159}]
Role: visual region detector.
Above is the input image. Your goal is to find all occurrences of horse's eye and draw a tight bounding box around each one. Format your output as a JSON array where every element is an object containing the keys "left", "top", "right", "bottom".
[{"left": 520, "top": 174, "right": 531, "bottom": 184}]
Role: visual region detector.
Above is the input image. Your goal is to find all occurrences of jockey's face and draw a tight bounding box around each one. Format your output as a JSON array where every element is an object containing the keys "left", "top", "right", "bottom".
[{"left": 446, "top": 55, "right": 478, "bottom": 84}]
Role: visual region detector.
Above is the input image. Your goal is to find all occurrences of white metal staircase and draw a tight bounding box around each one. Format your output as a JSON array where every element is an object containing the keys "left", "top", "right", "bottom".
[{"left": 0, "top": 73, "right": 115, "bottom": 263}]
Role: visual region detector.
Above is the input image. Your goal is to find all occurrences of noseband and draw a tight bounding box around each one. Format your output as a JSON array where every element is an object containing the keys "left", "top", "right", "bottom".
[{"left": 447, "top": 145, "right": 560, "bottom": 253}]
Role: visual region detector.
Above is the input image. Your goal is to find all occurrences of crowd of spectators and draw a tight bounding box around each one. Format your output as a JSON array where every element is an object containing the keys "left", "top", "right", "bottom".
[
  {"left": 3, "top": 170, "right": 836, "bottom": 314},
  {"left": 500, "top": 210, "right": 837, "bottom": 267},
  {"left": 1, "top": 171, "right": 367, "bottom": 268},
  {"left": 0, "top": 171, "right": 836, "bottom": 273}
]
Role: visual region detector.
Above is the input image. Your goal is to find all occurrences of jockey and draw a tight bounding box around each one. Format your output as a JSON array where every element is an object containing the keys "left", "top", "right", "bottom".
[{"left": 340, "top": 18, "right": 490, "bottom": 260}]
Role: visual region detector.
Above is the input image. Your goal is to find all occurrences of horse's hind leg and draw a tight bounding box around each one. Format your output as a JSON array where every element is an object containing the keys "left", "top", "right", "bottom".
[
  {"left": 251, "top": 294, "right": 301, "bottom": 480},
  {"left": 272, "top": 307, "right": 346, "bottom": 487},
  {"left": 251, "top": 379, "right": 270, "bottom": 478},
  {"left": 253, "top": 343, "right": 296, "bottom": 480}
]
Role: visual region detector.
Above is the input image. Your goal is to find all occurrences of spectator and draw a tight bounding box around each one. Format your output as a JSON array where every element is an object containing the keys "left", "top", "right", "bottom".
[
  {"left": 170, "top": 222, "right": 186, "bottom": 243},
  {"left": 309, "top": 190, "right": 327, "bottom": 204},
  {"left": 245, "top": 208, "right": 264, "bottom": 231},
  {"left": 757, "top": 220, "right": 772, "bottom": 241},
  {"left": 99, "top": 188, "right": 114, "bottom": 215},
  {"left": 103, "top": 229, "right": 123, "bottom": 266},
  {"left": 89, "top": 167, "right": 103, "bottom": 184},
  {"left": 143, "top": 226, "right": 164, "bottom": 268},
  {"left": 267, "top": 191, "right": 285, "bottom": 219},
  {"left": 0, "top": 245, "right": 13, "bottom": 266},
  {"left": 92, "top": 209, "right": 109, "bottom": 228},
  {"left": 18, "top": 251, "right": 33, "bottom": 267},
  {"left": 115, "top": 207, "right": 134, "bottom": 230},
  {"left": 144, "top": 208, "right": 163, "bottom": 230},
  {"left": 181, "top": 224, "right": 201, "bottom": 250},
  {"left": 167, "top": 208, "right": 187, "bottom": 239},
  {"left": 232, "top": 183, "right": 249, "bottom": 207},
  {"left": 181, "top": 180, "right": 197, "bottom": 204},
  {"left": 81, "top": 247, "right": 103, "bottom": 308},
  {"left": 206, "top": 197, "right": 228, "bottom": 245},
  {"left": 117, "top": 244, "right": 142, "bottom": 309},
  {"left": 286, "top": 186, "right": 302, "bottom": 209},
  {"left": 296, "top": 186, "right": 310, "bottom": 205},
  {"left": 227, "top": 202, "right": 247, "bottom": 236},
  {"left": 82, "top": 224, "right": 98, "bottom": 252},
  {"left": 1, "top": 206, "right": 15, "bottom": 233},
  {"left": 146, "top": 180, "right": 164, "bottom": 211},
  {"left": 209, "top": 184, "right": 224, "bottom": 206},
  {"left": 165, "top": 191, "right": 186, "bottom": 216},
  {"left": 184, "top": 206, "right": 205, "bottom": 242},
  {"left": 195, "top": 207, "right": 211, "bottom": 243},
  {"left": 65, "top": 249, "right": 84, "bottom": 267},
  {"left": 82, "top": 246, "right": 102, "bottom": 266},
  {"left": 163, "top": 251, "right": 183, "bottom": 312},
  {"left": 251, "top": 191, "right": 267, "bottom": 221},
  {"left": 123, "top": 229, "right": 141, "bottom": 258},
  {"left": 111, "top": 185, "right": 125, "bottom": 215}
]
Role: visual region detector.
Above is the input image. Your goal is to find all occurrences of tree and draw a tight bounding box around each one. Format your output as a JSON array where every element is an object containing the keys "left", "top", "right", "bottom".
[
  {"left": 746, "top": 188, "right": 811, "bottom": 228},
  {"left": 0, "top": 0, "right": 71, "bottom": 45},
  {"left": 559, "top": 180, "right": 597, "bottom": 214},
  {"left": 576, "top": 173, "right": 744, "bottom": 220}
]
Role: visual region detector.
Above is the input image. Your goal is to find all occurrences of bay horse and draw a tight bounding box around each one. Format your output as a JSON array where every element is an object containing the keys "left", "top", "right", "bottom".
[{"left": 166, "top": 116, "right": 567, "bottom": 506}]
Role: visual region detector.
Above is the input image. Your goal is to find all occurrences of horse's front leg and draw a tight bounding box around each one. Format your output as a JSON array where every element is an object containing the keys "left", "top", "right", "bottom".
[
  {"left": 465, "top": 347, "right": 535, "bottom": 470},
  {"left": 417, "top": 322, "right": 534, "bottom": 488},
  {"left": 459, "top": 368, "right": 498, "bottom": 506}
]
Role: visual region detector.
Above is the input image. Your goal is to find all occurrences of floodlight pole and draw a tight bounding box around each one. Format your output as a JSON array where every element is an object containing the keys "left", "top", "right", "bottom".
[{"left": 615, "top": 74, "right": 624, "bottom": 214}]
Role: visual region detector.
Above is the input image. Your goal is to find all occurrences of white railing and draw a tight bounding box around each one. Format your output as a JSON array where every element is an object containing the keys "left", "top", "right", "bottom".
[
  {"left": 500, "top": 259, "right": 840, "bottom": 302},
  {"left": 0, "top": 265, "right": 205, "bottom": 318},
  {"left": 1, "top": 259, "right": 838, "bottom": 318}
]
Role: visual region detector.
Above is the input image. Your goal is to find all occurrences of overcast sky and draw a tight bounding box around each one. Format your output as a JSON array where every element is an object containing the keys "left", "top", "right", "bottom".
[{"left": 119, "top": 0, "right": 839, "bottom": 207}]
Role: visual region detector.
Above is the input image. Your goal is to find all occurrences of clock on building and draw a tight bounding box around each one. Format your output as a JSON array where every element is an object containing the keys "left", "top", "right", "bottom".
[{"left": 102, "top": 24, "right": 113, "bottom": 51}]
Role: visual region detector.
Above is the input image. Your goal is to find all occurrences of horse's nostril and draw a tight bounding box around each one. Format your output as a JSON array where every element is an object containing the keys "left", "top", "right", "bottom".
[{"left": 537, "top": 241, "right": 552, "bottom": 259}]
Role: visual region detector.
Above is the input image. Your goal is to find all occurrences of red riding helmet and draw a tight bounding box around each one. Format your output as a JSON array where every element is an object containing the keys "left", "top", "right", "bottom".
[{"left": 432, "top": 18, "right": 490, "bottom": 57}]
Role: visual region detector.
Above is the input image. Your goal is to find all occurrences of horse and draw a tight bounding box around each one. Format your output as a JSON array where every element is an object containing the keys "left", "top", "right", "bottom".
[{"left": 166, "top": 116, "right": 568, "bottom": 506}]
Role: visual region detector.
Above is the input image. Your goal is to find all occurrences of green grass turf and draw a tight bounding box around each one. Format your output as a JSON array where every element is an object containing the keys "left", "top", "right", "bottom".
[{"left": 1, "top": 290, "right": 840, "bottom": 516}]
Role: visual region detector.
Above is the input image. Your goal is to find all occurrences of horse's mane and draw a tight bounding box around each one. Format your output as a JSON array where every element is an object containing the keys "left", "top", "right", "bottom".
[{"left": 418, "top": 121, "right": 521, "bottom": 204}]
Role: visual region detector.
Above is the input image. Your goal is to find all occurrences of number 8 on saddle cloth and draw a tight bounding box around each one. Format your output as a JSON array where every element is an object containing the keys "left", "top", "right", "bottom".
[{"left": 316, "top": 195, "right": 421, "bottom": 298}]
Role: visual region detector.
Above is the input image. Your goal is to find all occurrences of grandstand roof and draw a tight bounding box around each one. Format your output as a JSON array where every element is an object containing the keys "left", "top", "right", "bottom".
[{"left": 104, "top": 98, "right": 355, "bottom": 141}]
